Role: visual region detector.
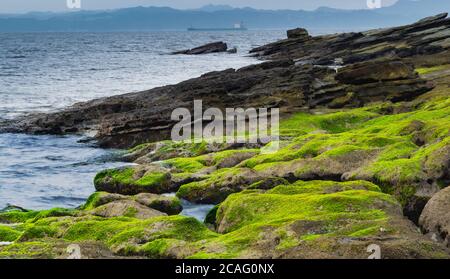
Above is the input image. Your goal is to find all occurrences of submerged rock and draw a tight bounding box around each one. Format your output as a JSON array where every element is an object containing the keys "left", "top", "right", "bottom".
[{"left": 172, "top": 41, "right": 228, "bottom": 55}]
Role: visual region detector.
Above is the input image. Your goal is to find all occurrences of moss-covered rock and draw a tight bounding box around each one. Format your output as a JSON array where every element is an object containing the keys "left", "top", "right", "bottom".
[
  {"left": 2, "top": 180, "right": 448, "bottom": 259},
  {"left": 94, "top": 165, "right": 173, "bottom": 195},
  {"left": 82, "top": 192, "right": 182, "bottom": 216},
  {"left": 0, "top": 225, "right": 21, "bottom": 242},
  {"left": 87, "top": 200, "right": 167, "bottom": 219}
]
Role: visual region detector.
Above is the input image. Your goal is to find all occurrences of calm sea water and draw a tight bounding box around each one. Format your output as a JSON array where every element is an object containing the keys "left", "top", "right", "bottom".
[{"left": 0, "top": 31, "right": 285, "bottom": 213}]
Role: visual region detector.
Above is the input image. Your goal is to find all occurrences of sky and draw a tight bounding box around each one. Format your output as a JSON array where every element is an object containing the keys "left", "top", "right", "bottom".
[{"left": 0, "top": 0, "right": 400, "bottom": 13}]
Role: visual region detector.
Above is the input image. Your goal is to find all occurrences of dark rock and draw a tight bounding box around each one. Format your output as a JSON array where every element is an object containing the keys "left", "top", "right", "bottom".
[
  {"left": 227, "top": 47, "right": 237, "bottom": 54},
  {"left": 172, "top": 41, "right": 228, "bottom": 55},
  {"left": 287, "top": 28, "right": 310, "bottom": 39},
  {"left": 335, "top": 60, "right": 417, "bottom": 84}
]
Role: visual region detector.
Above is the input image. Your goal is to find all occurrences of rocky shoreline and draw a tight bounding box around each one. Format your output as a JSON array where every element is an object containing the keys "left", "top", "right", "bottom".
[{"left": 0, "top": 14, "right": 450, "bottom": 259}]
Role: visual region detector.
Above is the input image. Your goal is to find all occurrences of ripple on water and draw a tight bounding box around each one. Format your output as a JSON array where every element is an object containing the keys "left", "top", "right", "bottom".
[{"left": 0, "top": 133, "right": 129, "bottom": 210}]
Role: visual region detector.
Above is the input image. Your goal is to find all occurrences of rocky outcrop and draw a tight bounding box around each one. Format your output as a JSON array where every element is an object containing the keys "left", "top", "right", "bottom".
[
  {"left": 419, "top": 186, "right": 450, "bottom": 246},
  {"left": 1, "top": 57, "right": 433, "bottom": 148},
  {"left": 1, "top": 14, "right": 450, "bottom": 259},
  {"left": 250, "top": 13, "right": 450, "bottom": 65},
  {"left": 3, "top": 15, "right": 448, "bottom": 149},
  {"left": 3, "top": 16, "right": 448, "bottom": 149},
  {"left": 172, "top": 41, "right": 228, "bottom": 55}
]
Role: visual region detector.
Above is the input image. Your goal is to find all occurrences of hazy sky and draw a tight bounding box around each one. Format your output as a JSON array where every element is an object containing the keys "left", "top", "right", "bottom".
[{"left": 0, "top": 0, "right": 399, "bottom": 13}]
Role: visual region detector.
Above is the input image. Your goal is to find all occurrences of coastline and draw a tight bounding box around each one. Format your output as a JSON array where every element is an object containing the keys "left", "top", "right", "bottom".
[{"left": 0, "top": 14, "right": 450, "bottom": 259}]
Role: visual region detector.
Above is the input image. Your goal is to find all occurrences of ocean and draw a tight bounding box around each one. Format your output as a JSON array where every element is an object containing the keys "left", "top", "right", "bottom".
[{"left": 0, "top": 30, "right": 285, "bottom": 213}]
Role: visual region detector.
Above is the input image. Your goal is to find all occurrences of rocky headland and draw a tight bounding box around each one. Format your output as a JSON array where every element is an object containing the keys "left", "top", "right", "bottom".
[{"left": 0, "top": 14, "right": 450, "bottom": 259}]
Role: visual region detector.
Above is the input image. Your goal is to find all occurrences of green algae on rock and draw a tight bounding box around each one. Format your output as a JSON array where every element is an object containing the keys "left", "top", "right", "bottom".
[{"left": 2, "top": 180, "right": 447, "bottom": 259}]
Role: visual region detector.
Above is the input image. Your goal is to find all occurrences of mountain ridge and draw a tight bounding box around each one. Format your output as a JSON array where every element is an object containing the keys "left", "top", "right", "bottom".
[{"left": 0, "top": 0, "right": 449, "bottom": 32}]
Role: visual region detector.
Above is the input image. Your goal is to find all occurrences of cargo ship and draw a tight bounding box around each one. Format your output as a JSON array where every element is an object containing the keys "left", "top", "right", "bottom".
[{"left": 188, "top": 22, "right": 247, "bottom": 31}]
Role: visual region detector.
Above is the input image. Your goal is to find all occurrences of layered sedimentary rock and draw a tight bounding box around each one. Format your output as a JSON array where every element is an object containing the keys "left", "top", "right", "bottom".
[
  {"left": 1, "top": 60, "right": 434, "bottom": 148},
  {"left": 250, "top": 13, "right": 450, "bottom": 65}
]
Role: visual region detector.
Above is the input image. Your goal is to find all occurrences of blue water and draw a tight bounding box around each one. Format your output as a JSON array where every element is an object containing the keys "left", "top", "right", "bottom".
[{"left": 0, "top": 31, "right": 285, "bottom": 211}]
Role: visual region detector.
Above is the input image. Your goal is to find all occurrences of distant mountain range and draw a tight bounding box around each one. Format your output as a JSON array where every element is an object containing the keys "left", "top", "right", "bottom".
[{"left": 0, "top": 0, "right": 449, "bottom": 32}]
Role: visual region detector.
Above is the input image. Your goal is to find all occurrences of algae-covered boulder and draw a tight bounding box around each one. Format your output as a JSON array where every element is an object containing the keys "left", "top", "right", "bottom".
[
  {"left": 208, "top": 180, "right": 449, "bottom": 259},
  {"left": 1, "top": 181, "right": 448, "bottom": 259},
  {"left": 88, "top": 200, "right": 167, "bottom": 219},
  {"left": 94, "top": 165, "right": 173, "bottom": 195},
  {"left": 419, "top": 186, "right": 450, "bottom": 246},
  {"left": 96, "top": 149, "right": 260, "bottom": 197},
  {"left": 82, "top": 192, "right": 182, "bottom": 216}
]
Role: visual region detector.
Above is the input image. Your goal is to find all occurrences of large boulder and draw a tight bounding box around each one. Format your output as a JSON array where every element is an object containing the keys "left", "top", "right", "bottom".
[
  {"left": 419, "top": 186, "right": 450, "bottom": 246},
  {"left": 287, "top": 28, "right": 310, "bottom": 39}
]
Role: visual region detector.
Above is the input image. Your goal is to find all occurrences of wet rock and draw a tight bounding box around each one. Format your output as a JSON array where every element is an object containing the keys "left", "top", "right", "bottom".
[
  {"left": 172, "top": 41, "right": 228, "bottom": 55},
  {"left": 227, "top": 47, "right": 237, "bottom": 54}
]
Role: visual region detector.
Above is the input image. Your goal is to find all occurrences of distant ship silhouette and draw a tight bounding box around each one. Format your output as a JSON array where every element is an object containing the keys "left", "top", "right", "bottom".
[{"left": 188, "top": 22, "right": 247, "bottom": 31}]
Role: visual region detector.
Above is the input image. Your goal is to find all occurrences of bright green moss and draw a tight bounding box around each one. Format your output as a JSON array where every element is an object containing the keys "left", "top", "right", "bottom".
[
  {"left": 80, "top": 192, "right": 103, "bottom": 210},
  {"left": 164, "top": 149, "right": 259, "bottom": 174},
  {"left": 0, "top": 226, "right": 21, "bottom": 242},
  {"left": 0, "top": 242, "right": 54, "bottom": 259},
  {"left": 95, "top": 167, "right": 170, "bottom": 190},
  {"left": 279, "top": 109, "right": 378, "bottom": 137},
  {"left": 416, "top": 65, "right": 448, "bottom": 75},
  {"left": 165, "top": 157, "right": 206, "bottom": 173},
  {"left": 0, "top": 211, "right": 39, "bottom": 224},
  {"left": 0, "top": 208, "right": 75, "bottom": 224},
  {"left": 268, "top": 180, "right": 381, "bottom": 195},
  {"left": 216, "top": 189, "right": 392, "bottom": 234}
]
